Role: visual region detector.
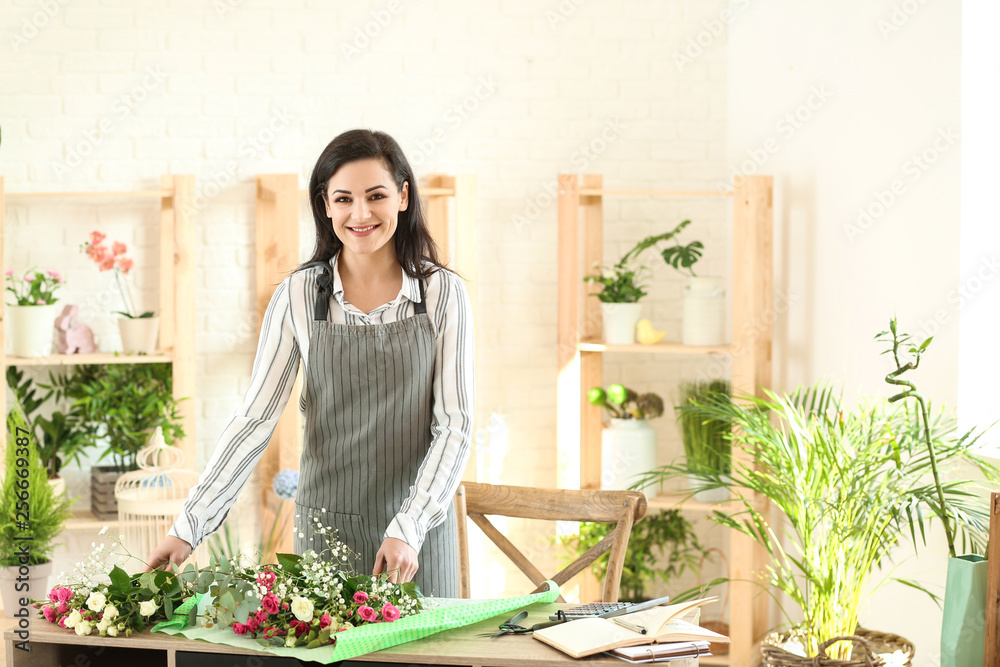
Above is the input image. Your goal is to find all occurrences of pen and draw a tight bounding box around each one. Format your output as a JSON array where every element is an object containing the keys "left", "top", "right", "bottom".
[{"left": 612, "top": 617, "right": 647, "bottom": 635}]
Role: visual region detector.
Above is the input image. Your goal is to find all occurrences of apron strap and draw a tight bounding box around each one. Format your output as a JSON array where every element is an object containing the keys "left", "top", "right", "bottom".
[
  {"left": 301, "top": 261, "right": 333, "bottom": 322},
  {"left": 413, "top": 279, "right": 427, "bottom": 315}
]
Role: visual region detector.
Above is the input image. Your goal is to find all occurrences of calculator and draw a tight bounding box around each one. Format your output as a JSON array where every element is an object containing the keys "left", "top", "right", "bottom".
[{"left": 548, "top": 594, "right": 671, "bottom": 621}]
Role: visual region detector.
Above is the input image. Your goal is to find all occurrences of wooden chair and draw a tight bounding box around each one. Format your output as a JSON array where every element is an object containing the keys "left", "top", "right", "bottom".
[
  {"left": 985, "top": 491, "right": 1000, "bottom": 664},
  {"left": 454, "top": 481, "right": 647, "bottom": 602}
]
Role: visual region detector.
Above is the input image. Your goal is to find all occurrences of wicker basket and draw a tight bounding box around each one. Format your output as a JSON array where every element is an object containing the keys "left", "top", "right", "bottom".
[{"left": 761, "top": 629, "right": 914, "bottom": 667}]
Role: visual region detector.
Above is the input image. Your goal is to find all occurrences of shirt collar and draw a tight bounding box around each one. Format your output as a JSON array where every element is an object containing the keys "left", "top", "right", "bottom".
[{"left": 329, "top": 253, "right": 421, "bottom": 307}]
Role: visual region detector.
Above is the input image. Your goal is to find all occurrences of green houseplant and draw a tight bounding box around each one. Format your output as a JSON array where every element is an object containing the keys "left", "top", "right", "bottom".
[
  {"left": 557, "top": 509, "right": 709, "bottom": 602},
  {"left": 0, "top": 402, "right": 74, "bottom": 616},
  {"left": 676, "top": 379, "right": 732, "bottom": 502},
  {"left": 4, "top": 267, "right": 65, "bottom": 358},
  {"left": 634, "top": 381, "right": 997, "bottom": 661},
  {"left": 588, "top": 384, "right": 663, "bottom": 492}
]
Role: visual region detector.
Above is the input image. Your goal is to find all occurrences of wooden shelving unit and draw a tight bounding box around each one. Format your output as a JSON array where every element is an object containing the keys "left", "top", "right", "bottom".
[
  {"left": 557, "top": 174, "right": 773, "bottom": 667},
  {"left": 0, "top": 176, "right": 198, "bottom": 467},
  {"left": 253, "top": 173, "right": 478, "bottom": 554}
]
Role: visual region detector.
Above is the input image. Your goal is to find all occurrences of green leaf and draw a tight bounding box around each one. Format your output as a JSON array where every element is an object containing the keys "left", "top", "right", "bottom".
[
  {"left": 276, "top": 552, "right": 302, "bottom": 571},
  {"left": 109, "top": 565, "right": 131, "bottom": 594},
  {"left": 164, "top": 594, "right": 174, "bottom": 620}
]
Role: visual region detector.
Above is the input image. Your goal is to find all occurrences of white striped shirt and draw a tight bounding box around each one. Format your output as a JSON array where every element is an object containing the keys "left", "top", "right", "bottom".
[{"left": 170, "top": 253, "right": 475, "bottom": 553}]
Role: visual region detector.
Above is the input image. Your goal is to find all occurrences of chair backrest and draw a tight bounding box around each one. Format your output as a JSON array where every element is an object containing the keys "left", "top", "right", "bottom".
[
  {"left": 985, "top": 491, "right": 1000, "bottom": 663},
  {"left": 454, "top": 481, "right": 647, "bottom": 602}
]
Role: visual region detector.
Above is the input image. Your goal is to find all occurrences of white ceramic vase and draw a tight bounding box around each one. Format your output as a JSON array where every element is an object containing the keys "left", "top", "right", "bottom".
[
  {"left": 0, "top": 560, "right": 52, "bottom": 618},
  {"left": 601, "top": 418, "right": 657, "bottom": 493},
  {"left": 682, "top": 276, "right": 726, "bottom": 346},
  {"left": 600, "top": 302, "right": 643, "bottom": 345},
  {"left": 6, "top": 303, "right": 60, "bottom": 357},
  {"left": 118, "top": 316, "right": 160, "bottom": 354}
]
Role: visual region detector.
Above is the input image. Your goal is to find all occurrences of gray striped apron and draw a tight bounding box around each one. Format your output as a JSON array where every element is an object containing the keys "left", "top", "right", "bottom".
[{"left": 293, "top": 263, "right": 458, "bottom": 598}]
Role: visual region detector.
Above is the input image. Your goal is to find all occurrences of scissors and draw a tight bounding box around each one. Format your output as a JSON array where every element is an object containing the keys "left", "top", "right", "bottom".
[{"left": 477, "top": 610, "right": 568, "bottom": 638}]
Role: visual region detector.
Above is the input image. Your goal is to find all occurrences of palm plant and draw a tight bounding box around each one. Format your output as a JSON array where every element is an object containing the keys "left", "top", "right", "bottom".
[
  {"left": 634, "top": 386, "right": 997, "bottom": 659},
  {"left": 676, "top": 379, "right": 732, "bottom": 476}
]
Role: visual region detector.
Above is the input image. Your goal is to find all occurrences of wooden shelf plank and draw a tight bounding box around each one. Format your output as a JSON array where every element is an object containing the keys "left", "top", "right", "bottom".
[
  {"left": 3, "top": 351, "right": 173, "bottom": 367},
  {"left": 579, "top": 340, "right": 733, "bottom": 355},
  {"left": 646, "top": 492, "right": 724, "bottom": 513},
  {"left": 5, "top": 190, "right": 173, "bottom": 199},
  {"left": 579, "top": 188, "right": 734, "bottom": 198}
]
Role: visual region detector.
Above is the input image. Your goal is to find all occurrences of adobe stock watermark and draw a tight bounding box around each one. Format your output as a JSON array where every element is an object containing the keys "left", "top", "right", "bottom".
[
  {"left": 714, "top": 84, "right": 833, "bottom": 191},
  {"left": 224, "top": 312, "right": 260, "bottom": 351},
  {"left": 914, "top": 254, "right": 999, "bottom": 340},
  {"left": 510, "top": 118, "right": 629, "bottom": 233},
  {"left": 843, "top": 126, "right": 957, "bottom": 244},
  {"left": 51, "top": 65, "right": 168, "bottom": 179},
  {"left": 409, "top": 75, "right": 497, "bottom": 168},
  {"left": 674, "top": 0, "right": 754, "bottom": 72},
  {"left": 877, "top": 0, "right": 930, "bottom": 39},
  {"left": 340, "top": 0, "right": 404, "bottom": 61},
  {"left": 213, "top": 0, "right": 243, "bottom": 19},
  {"left": 9, "top": 0, "right": 70, "bottom": 53},
  {"left": 546, "top": 0, "right": 586, "bottom": 30}
]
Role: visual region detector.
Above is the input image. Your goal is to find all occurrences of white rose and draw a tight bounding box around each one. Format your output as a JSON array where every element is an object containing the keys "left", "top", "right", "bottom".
[
  {"left": 103, "top": 604, "right": 119, "bottom": 620},
  {"left": 139, "top": 600, "right": 159, "bottom": 617},
  {"left": 107, "top": 625, "right": 118, "bottom": 637},
  {"left": 75, "top": 621, "right": 93, "bottom": 636},
  {"left": 285, "top": 634, "right": 297, "bottom": 648},
  {"left": 86, "top": 592, "right": 107, "bottom": 612},
  {"left": 64, "top": 610, "right": 82, "bottom": 629},
  {"left": 96, "top": 619, "right": 110, "bottom": 634},
  {"left": 290, "top": 596, "right": 314, "bottom": 623}
]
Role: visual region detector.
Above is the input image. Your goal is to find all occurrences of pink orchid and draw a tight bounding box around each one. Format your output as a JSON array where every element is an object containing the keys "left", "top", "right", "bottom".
[
  {"left": 89, "top": 231, "right": 106, "bottom": 245},
  {"left": 116, "top": 257, "right": 134, "bottom": 274},
  {"left": 381, "top": 603, "right": 400, "bottom": 622},
  {"left": 100, "top": 257, "right": 116, "bottom": 272},
  {"left": 112, "top": 241, "right": 127, "bottom": 256}
]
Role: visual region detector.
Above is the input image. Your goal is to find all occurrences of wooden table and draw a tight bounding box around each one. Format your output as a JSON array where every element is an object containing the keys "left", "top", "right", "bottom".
[{"left": 4, "top": 604, "right": 700, "bottom": 667}]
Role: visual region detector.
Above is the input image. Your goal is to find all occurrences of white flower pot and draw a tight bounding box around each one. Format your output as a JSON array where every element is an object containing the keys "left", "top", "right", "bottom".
[
  {"left": 601, "top": 302, "right": 642, "bottom": 345},
  {"left": 6, "top": 303, "right": 60, "bottom": 357},
  {"left": 682, "top": 276, "right": 726, "bottom": 346},
  {"left": 0, "top": 560, "right": 52, "bottom": 618},
  {"left": 118, "top": 316, "right": 159, "bottom": 355},
  {"left": 601, "top": 418, "right": 657, "bottom": 493}
]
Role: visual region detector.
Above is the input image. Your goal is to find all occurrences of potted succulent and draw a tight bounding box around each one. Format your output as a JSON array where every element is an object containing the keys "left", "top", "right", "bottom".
[
  {"left": 588, "top": 383, "right": 664, "bottom": 492},
  {"left": 81, "top": 231, "right": 158, "bottom": 354},
  {"left": 634, "top": 379, "right": 997, "bottom": 664},
  {"left": 48, "top": 363, "right": 185, "bottom": 520},
  {"left": 676, "top": 379, "right": 732, "bottom": 503},
  {"left": 0, "top": 402, "right": 74, "bottom": 617},
  {"left": 583, "top": 219, "right": 693, "bottom": 344},
  {"left": 4, "top": 267, "right": 64, "bottom": 357},
  {"left": 5, "top": 367, "right": 93, "bottom": 496}
]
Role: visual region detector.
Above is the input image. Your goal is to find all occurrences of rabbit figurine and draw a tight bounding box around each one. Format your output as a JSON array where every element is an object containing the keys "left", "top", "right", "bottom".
[{"left": 54, "top": 304, "right": 97, "bottom": 354}]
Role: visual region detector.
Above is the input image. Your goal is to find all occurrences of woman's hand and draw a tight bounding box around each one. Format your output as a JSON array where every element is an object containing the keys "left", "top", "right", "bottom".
[
  {"left": 373, "top": 537, "right": 418, "bottom": 583},
  {"left": 144, "top": 535, "right": 193, "bottom": 572}
]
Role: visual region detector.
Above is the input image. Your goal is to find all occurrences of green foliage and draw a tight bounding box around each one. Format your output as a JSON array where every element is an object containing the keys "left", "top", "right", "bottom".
[
  {"left": 676, "top": 380, "right": 732, "bottom": 475},
  {"left": 5, "top": 268, "right": 63, "bottom": 305},
  {"left": 588, "top": 384, "right": 664, "bottom": 420},
  {"left": 633, "top": 385, "right": 999, "bottom": 659},
  {"left": 0, "top": 402, "right": 74, "bottom": 566},
  {"left": 583, "top": 220, "right": 693, "bottom": 303},
  {"left": 556, "top": 510, "right": 709, "bottom": 602},
  {"left": 48, "top": 363, "right": 185, "bottom": 473},
  {"left": 6, "top": 367, "right": 93, "bottom": 478}
]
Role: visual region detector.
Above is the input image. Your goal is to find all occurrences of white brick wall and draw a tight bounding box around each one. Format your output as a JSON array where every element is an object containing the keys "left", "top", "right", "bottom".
[{"left": 2, "top": 0, "right": 732, "bottom": 597}]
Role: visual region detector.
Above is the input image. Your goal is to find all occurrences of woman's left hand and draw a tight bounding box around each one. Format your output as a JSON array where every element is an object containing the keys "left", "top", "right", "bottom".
[{"left": 373, "top": 537, "right": 418, "bottom": 583}]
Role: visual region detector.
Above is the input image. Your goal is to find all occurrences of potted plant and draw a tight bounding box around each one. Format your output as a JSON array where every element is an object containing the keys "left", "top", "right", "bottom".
[
  {"left": 583, "top": 219, "right": 692, "bottom": 344},
  {"left": 676, "top": 379, "right": 732, "bottom": 503},
  {"left": 4, "top": 267, "right": 64, "bottom": 357},
  {"left": 588, "top": 383, "right": 664, "bottom": 492},
  {"left": 5, "top": 367, "right": 93, "bottom": 496},
  {"left": 0, "top": 401, "right": 74, "bottom": 617},
  {"left": 48, "top": 363, "right": 185, "bottom": 520},
  {"left": 81, "top": 230, "right": 159, "bottom": 354},
  {"left": 634, "top": 380, "right": 997, "bottom": 663},
  {"left": 556, "top": 509, "right": 709, "bottom": 602}
]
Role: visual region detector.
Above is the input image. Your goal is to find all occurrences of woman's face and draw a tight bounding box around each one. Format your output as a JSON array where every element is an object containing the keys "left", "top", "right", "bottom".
[{"left": 323, "top": 158, "right": 409, "bottom": 262}]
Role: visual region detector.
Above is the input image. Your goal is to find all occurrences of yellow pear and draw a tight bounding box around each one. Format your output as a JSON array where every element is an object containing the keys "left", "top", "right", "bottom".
[{"left": 636, "top": 319, "right": 666, "bottom": 345}]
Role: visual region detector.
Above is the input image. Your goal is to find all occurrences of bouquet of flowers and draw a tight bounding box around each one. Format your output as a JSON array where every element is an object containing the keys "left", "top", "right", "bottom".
[
  {"left": 81, "top": 231, "right": 153, "bottom": 319},
  {"left": 4, "top": 268, "right": 63, "bottom": 305}
]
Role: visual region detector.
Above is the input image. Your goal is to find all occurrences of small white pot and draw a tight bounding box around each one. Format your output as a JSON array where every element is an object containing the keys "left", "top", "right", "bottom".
[
  {"left": 0, "top": 560, "right": 52, "bottom": 618},
  {"left": 600, "top": 302, "right": 643, "bottom": 345},
  {"left": 682, "top": 276, "right": 726, "bottom": 346},
  {"left": 601, "top": 418, "right": 657, "bottom": 493},
  {"left": 6, "top": 303, "right": 60, "bottom": 357},
  {"left": 118, "top": 316, "right": 160, "bottom": 354}
]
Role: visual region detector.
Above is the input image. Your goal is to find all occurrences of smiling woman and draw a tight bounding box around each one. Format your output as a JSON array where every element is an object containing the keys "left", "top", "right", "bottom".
[{"left": 147, "top": 129, "right": 476, "bottom": 600}]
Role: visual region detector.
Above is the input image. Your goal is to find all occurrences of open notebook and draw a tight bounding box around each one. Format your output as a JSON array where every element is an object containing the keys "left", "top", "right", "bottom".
[{"left": 533, "top": 598, "right": 729, "bottom": 659}]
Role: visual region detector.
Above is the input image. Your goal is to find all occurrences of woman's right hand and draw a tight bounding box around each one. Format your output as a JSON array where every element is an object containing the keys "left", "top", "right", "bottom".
[{"left": 144, "top": 535, "right": 193, "bottom": 572}]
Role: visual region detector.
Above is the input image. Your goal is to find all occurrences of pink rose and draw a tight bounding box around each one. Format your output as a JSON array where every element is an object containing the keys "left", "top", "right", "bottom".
[
  {"left": 116, "top": 257, "right": 134, "bottom": 273},
  {"left": 381, "top": 603, "right": 400, "bottom": 622},
  {"left": 261, "top": 594, "right": 280, "bottom": 615},
  {"left": 255, "top": 609, "right": 269, "bottom": 624},
  {"left": 352, "top": 591, "right": 368, "bottom": 604},
  {"left": 46, "top": 270, "right": 61, "bottom": 281},
  {"left": 281, "top": 602, "right": 289, "bottom": 611},
  {"left": 48, "top": 587, "right": 60, "bottom": 604},
  {"left": 57, "top": 602, "right": 68, "bottom": 614},
  {"left": 42, "top": 605, "right": 57, "bottom": 622},
  {"left": 232, "top": 622, "right": 248, "bottom": 636},
  {"left": 57, "top": 588, "right": 73, "bottom": 603},
  {"left": 357, "top": 605, "right": 377, "bottom": 622},
  {"left": 289, "top": 620, "right": 309, "bottom": 637},
  {"left": 319, "top": 613, "right": 332, "bottom": 629},
  {"left": 246, "top": 616, "right": 259, "bottom": 633},
  {"left": 58, "top": 616, "right": 67, "bottom": 628}
]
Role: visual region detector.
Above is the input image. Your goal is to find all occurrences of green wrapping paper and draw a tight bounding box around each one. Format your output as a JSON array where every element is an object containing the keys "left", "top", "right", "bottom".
[{"left": 152, "top": 581, "right": 561, "bottom": 663}]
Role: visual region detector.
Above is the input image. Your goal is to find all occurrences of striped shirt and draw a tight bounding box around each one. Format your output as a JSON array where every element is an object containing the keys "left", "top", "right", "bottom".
[{"left": 169, "top": 253, "right": 475, "bottom": 553}]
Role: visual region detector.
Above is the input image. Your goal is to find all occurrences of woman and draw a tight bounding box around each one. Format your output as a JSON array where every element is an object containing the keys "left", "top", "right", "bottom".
[{"left": 147, "top": 129, "right": 475, "bottom": 597}]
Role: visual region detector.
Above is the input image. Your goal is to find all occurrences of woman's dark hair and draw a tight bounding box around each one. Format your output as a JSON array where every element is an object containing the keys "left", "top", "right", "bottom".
[{"left": 302, "top": 129, "right": 444, "bottom": 279}]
